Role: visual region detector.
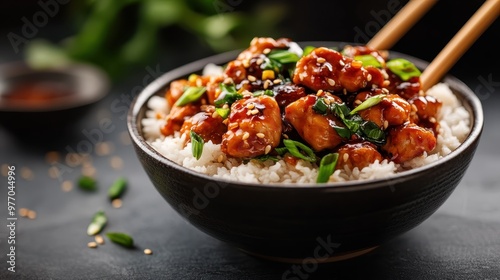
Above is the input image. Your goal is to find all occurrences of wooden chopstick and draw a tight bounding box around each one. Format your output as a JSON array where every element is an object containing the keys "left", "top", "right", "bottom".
[
  {"left": 367, "top": 0, "right": 437, "bottom": 50},
  {"left": 420, "top": 0, "right": 500, "bottom": 91}
]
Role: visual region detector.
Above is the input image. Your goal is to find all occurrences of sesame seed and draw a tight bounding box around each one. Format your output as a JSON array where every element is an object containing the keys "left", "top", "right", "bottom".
[
  {"left": 19, "top": 208, "right": 29, "bottom": 217},
  {"left": 367, "top": 74, "right": 372, "bottom": 82},
  {"left": 317, "top": 57, "right": 326, "bottom": 63},
  {"left": 144, "top": 249, "right": 153, "bottom": 255},
  {"left": 316, "top": 89, "right": 324, "bottom": 96},
  {"left": 87, "top": 242, "right": 98, "bottom": 248},
  {"left": 381, "top": 88, "right": 389, "bottom": 94},
  {"left": 265, "top": 145, "right": 272, "bottom": 155},
  {"left": 256, "top": 58, "right": 264, "bottom": 65},
  {"left": 250, "top": 109, "right": 259, "bottom": 115},
  {"left": 247, "top": 75, "right": 256, "bottom": 82},
  {"left": 354, "top": 99, "right": 362, "bottom": 105},
  {"left": 382, "top": 80, "right": 391, "bottom": 87},
  {"left": 339, "top": 60, "right": 345, "bottom": 66},
  {"left": 273, "top": 79, "right": 282, "bottom": 84},
  {"left": 429, "top": 117, "right": 437, "bottom": 123},
  {"left": 223, "top": 77, "right": 234, "bottom": 84},
  {"left": 228, "top": 123, "right": 239, "bottom": 130},
  {"left": 256, "top": 133, "right": 265, "bottom": 138},
  {"left": 242, "top": 59, "right": 250, "bottom": 68},
  {"left": 61, "top": 180, "right": 73, "bottom": 192},
  {"left": 95, "top": 235, "right": 105, "bottom": 245},
  {"left": 112, "top": 199, "right": 123, "bottom": 209},
  {"left": 212, "top": 111, "right": 219, "bottom": 118},
  {"left": 283, "top": 134, "right": 289, "bottom": 139},
  {"left": 411, "top": 104, "right": 418, "bottom": 112},
  {"left": 327, "top": 78, "right": 336, "bottom": 86},
  {"left": 217, "top": 154, "right": 224, "bottom": 163},
  {"left": 343, "top": 153, "right": 349, "bottom": 162},
  {"left": 110, "top": 156, "right": 124, "bottom": 170},
  {"left": 196, "top": 79, "right": 203, "bottom": 87},
  {"left": 222, "top": 119, "right": 229, "bottom": 125},
  {"left": 263, "top": 48, "right": 271, "bottom": 54},
  {"left": 222, "top": 104, "right": 229, "bottom": 109},
  {"left": 324, "top": 98, "right": 331, "bottom": 105},
  {"left": 242, "top": 132, "right": 250, "bottom": 140},
  {"left": 263, "top": 80, "right": 270, "bottom": 89},
  {"left": 246, "top": 103, "right": 255, "bottom": 110},
  {"left": 384, "top": 120, "right": 389, "bottom": 129},
  {"left": 27, "top": 210, "right": 37, "bottom": 220}
]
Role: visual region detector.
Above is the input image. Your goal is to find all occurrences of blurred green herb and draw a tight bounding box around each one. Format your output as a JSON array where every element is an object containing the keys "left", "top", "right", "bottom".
[
  {"left": 108, "top": 177, "right": 127, "bottom": 200},
  {"left": 78, "top": 176, "right": 97, "bottom": 191},
  {"left": 106, "top": 232, "right": 134, "bottom": 248},
  {"left": 87, "top": 211, "right": 107, "bottom": 236},
  {"left": 25, "top": 0, "right": 287, "bottom": 80}
]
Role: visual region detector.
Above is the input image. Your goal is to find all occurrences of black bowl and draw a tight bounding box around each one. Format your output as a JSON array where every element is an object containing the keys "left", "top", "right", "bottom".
[
  {"left": 0, "top": 61, "right": 110, "bottom": 137},
  {"left": 127, "top": 42, "right": 483, "bottom": 262}
]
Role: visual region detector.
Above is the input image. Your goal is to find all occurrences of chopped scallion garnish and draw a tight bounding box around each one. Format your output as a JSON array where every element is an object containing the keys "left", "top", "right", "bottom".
[
  {"left": 267, "top": 50, "right": 301, "bottom": 64},
  {"left": 215, "top": 108, "right": 230, "bottom": 119},
  {"left": 354, "top": 54, "right": 382, "bottom": 68},
  {"left": 349, "top": 94, "right": 386, "bottom": 115},
  {"left": 106, "top": 232, "right": 134, "bottom": 248},
  {"left": 87, "top": 211, "right": 107, "bottom": 236},
  {"left": 283, "top": 139, "right": 317, "bottom": 162},
  {"left": 190, "top": 131, "right": 204, "bottom": 160},
  {"left": 214, "top": 83, "right": 242, "bottom": 107},
  {"left": 316, "top": 153, "right": 339, "bottom": 183},
  {"left": 108, "top": 177, "right": 127, "bottom": 200},
  {"left": 386, "top": 58, "right": 421, "bottom": 81},
  {"left": 175, "top": 86, "right": 206, "bottom": 107}
]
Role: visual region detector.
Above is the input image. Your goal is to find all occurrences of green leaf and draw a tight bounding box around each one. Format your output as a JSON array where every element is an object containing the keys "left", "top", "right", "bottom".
[
  {"left": 106, "top": 232, "right": 134, "bottom": 248},
  {"left": 332, "top": 125, "right": 352, "bottom": 139},
  {"left": 215, "top": 108, "right": 230, "bottom": 119},
  {"left": 302, "top": 46, "right": 316, "bottom": 57},
  {"left": 354, "top": 54, "right": 382, "bottom": 68},
  {"left": 214, "top": 83, "right": 242, "bottom": 107},
  {"left": 360, "top": 121, "right": 386, "bottom": 145},
  {"left": 349, "top": 94, "right": 386, "bottom": 115},
  {"left": 312, "top": 98, "right": 328, "bottom": 115},
  {"left": 87, "top": 211, "right": 107, "bottom": 236},
  {"left": 78, "top": 176, "right": 97, "bottom": 191},
  {"left": 386, "top": 58, "right": 421, "bottom": 81},
  {"left": 283, "top": 139, "right": 317, "bottom": 162},
  {"left": 268, "top": 50, "right": 301, "bottom": 64},
  {"left": 316, "top": 153, "right": 339, "bottom": 183},
  {"left": 175, "top": 87, "right": 206, "bottom": 107},
  {"left": 253, "top": 90, "right": 274, "bottom": 97},
  {"left": 190, "top": 131, "right": 204, "bottom": 160},
  {"left": 108, "top": 177, "right": 127, "bottom": 200}
]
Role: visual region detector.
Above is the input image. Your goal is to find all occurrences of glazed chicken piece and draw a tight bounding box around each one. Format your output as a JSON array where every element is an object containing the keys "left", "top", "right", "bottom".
[
  {"left": 382, "top": 122, "right": 437, "bottom": 163},
  {"left": 336, "top": 141, "right": 383, "bottom": 170},
  {"left": 161, "top": 103, "right": 201, "bottom": 136},
  {"left": 221, "top": 95, "right": 282, "bottom": 158},
  {"left": 237, "top": 37, "right": 291, "bottom": 61},
  {"left": 387, "top": 71, "right": 421, "bottom": 100},
  {"left": 285, "top": 94, "right": 344, "bottom": 152},
  {"left": 165, "top": 79, "right": 188, "bottom": 107},
  {"left": 409, "top": 95, "right": 442, "bottom": 135},
  {"left": 341, "top": 45, "right": 388, "bottom": 67},
  {"left": 355, "top": 92, "right": 411, "bottom": 128},
  {"left": 273, "top": 83, "right": 307, "bottom": 109},
  {"left": 180, "top": 106, "right": 227, "bottom": 144},
  {"left": 293, "top": 47, "right": 385, "bottom": 93}
]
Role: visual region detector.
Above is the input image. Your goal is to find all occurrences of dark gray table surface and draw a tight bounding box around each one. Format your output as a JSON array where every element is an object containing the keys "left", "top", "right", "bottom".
[{"left": 1, "top": 40, "right": 499, "bottom": 280}]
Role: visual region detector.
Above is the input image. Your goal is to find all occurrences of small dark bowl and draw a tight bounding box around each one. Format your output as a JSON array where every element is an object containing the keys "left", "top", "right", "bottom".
[
  {"left": 0, "top": 61, "right": 110, "bottom": 136},
  {"left": 128, "top": 42, "right": 483, "bottom": 262}
]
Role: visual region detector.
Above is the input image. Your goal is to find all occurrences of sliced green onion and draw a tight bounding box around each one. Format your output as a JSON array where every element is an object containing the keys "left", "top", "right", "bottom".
[
  {"left": 253, "top": 89, "right": 274, "bottom": 97},
  {"left": 254, "top": 155, "right": 280, "bottom": 162},
  {"left": 214, "top": 83, "right": 242, "bottom": 107},
  {"left": 215, "top": 108, "right": 230, "bottom": 119},
  {"left": 275, "top": 147, "right": 288, "bottom": 156},
  {"left": 302, "top": 46, "right": 316, "bottom": 57},
  {"left": 283, "top": 139, "right": 317, "bottom": 162},
  {"left": 106, "top": 232, "right": 134, "bottom": 248},
  {"left": 312, "top": 98, "right": 328, "bottom": 115},
  {"left": 316, "top": 153, "right": 339, "bottom": 183},
  {"left": 386, "top": 58, "right": 421, "bottom": 81},
  {"left": 108, "top": 177, "right": 127, "bottom": 200},
  {"left": 190, "top": 131, "right": 204, "bottom": 160},
  {"left": 175, "top": 86, "right": 206, "bottom": 107},
  {"left": 268, "top": 50, "right": 301, "bottom": 64},
  {"left": 87, "top": 211, "right": 107, "bottom": 236},
  {"left": 349, "top": 94, "right": 386, "bottom": 115},
  {"left": 332, "top": 103, "right": 351, "bottom": 119},
  {"left": 354, "top": 54, "right": 382, "bottom": 68},
  {"left": 78, "top": 176, "right": 97, "bottom": 191},
  {"left": 332, "top": 125, "right": 352, "bottom": 139}
]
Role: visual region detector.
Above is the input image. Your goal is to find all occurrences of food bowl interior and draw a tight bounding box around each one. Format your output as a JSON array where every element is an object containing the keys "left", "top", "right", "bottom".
[{"left": 128, "top": 41, "right": 483, "bottom": 261}]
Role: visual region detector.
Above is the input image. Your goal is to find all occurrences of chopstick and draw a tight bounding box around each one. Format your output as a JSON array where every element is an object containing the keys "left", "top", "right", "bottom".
[
  {"left": 367, "top": 0, "right": 437, "bottom": 50},
  {"left": 420, "top": 0, "right": 500, "bottom": 91}
]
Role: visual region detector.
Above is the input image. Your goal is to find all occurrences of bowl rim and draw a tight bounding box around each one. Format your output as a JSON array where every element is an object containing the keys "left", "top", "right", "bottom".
[
  {"left": 0, "top": 60, "right": 110, "bottom": 112},
  {"left": 127, "top": 41, "right": 484, "bottom": 191}
]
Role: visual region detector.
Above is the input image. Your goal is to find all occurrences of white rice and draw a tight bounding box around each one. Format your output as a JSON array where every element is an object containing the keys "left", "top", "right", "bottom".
[{"left": 142, "top": 82, "right": 471, "bottom": 184}]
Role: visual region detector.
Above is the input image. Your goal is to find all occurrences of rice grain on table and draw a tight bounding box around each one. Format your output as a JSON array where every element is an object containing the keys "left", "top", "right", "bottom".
[{"left": 142, "top": 82, "right": 471, "bottom": 184}]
